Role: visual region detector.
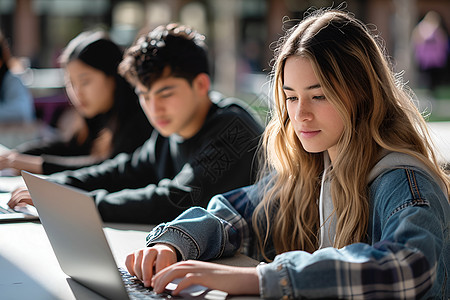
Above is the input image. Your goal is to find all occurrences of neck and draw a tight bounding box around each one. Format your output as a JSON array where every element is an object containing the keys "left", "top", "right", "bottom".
[{"left": 178, "top": 97, "right": 212, "bottom": 139}]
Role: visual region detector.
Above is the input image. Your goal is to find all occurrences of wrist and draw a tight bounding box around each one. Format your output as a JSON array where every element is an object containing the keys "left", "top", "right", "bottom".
[
  {"left": 155, "top": 243, "right": 182, "bottom": 261},
  {"left": 10, "top": 153, "right": 43, "bottom": 174},
  {"left": 7, "top": 152, "right": 19, "bottom": 169}
]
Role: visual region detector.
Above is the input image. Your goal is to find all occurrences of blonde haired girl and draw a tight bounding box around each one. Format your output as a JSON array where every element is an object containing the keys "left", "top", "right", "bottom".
[{"left": 126, "top": 9, "right": 449, "bottom": 298}]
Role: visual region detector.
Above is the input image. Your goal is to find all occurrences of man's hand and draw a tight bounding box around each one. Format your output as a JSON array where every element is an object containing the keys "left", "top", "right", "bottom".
[{"left": 125, "top": 244, "right": 178, "bottom": 287}]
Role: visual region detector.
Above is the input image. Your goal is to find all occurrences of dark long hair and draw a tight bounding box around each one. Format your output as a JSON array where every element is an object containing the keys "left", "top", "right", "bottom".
[{"left": 59, "top": 31, "right": 143, "bottom": 156}]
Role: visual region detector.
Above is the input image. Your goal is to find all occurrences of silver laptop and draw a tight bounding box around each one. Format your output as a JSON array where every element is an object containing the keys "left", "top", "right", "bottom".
[{"left": 21, "top": 171, "right": 225, "bottom": 300}]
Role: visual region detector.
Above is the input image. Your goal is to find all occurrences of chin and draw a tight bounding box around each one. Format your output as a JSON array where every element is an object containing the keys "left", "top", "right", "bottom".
[
  {"left": 301, "top": 146, "right": 325, "bottom": 154},
  {"left": 83, "top": 113, "right": 97, "bottom": 119},
  {"left": 156, "top": 128, "right": 174, "bottom": 137}
]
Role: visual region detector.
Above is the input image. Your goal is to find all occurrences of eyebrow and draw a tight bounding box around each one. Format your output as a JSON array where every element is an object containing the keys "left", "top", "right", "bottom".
[
  {"left": 154, "top": 85, "right": 176, "bottom": 94},
  {"left": 135, "top": 84, "right": 176, "bottom": 95},
  {"left": 282, "top": 83, "right": 321, "bottom": 91}
]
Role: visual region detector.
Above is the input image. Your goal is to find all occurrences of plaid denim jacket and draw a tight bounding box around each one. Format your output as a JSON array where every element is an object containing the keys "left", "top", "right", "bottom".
[{"left": 147, "top": 159, "right": 449, "bottom": 299}]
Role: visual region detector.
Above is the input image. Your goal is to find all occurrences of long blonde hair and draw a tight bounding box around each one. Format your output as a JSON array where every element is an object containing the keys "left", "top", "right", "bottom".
[{"left": 253, "top": 9, "right": 450, "bottom": 259}]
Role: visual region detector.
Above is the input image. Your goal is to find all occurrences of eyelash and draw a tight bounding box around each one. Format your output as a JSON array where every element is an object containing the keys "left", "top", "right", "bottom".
[
  {"left": 285, "top": 95, "right": 326, "bottom": 101},
  {"left": 160, "top": 92, "right": 173, "bottom": 98}
]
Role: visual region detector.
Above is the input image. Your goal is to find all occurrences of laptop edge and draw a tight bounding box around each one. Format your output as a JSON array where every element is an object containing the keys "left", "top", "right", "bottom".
[{"left": 21, "top": 171, "right": 130, "bottom": 300}]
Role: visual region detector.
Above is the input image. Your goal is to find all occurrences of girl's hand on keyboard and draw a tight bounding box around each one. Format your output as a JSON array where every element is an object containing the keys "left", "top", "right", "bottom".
[
  {"left": 151, "top": 260, "right": 259, "bottom": 296},
  {"left": 7, "top": 187, "right": 33, "bottom": 208},
  {"left": 125, "top": 244, "right": 177, "bottom": 288}
]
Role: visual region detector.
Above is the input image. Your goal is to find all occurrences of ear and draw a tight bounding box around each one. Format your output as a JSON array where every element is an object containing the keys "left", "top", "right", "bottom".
[{"left": 192, "top": 73, "right": 210, "bottom": 96}]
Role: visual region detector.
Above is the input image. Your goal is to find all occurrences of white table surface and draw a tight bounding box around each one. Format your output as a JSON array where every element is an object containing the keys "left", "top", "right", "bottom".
[
  {"left": 0, "top": 221, "right": 148, "bottom": 299},
  {"left": 0, "top": 172, "right": 260, "bottom": 299},
  {"left": 0, "top": 221, "right": 259, "bottom": 300}
]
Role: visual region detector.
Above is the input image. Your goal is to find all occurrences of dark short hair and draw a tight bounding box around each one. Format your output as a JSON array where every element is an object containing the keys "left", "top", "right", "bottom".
[{"left": 119, "top": 23, "right": 209, "bottom": 88}]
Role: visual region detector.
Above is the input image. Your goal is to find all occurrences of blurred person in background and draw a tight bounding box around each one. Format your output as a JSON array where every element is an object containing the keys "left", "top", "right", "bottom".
[
  {"left": 412, "top": 11, "right": 449, "bottom": 92},
  {"left": 8, "top": 23, "right": 263, "bottom": 224},
  {"left": 0, "top": 30, "right": 35, "bottom": 123},
  {"left": 0, "top": 30, "right": 152, "bottom": 175}
]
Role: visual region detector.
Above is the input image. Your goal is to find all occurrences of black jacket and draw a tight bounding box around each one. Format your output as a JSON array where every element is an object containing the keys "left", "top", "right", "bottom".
[{"left": 50, "top": 92, "right": 264, "bottom": 224}]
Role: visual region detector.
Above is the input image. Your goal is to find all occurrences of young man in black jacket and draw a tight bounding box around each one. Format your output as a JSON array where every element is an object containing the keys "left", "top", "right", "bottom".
[{"left": 9, "top": 24, "right": 263, "bottom": 224}]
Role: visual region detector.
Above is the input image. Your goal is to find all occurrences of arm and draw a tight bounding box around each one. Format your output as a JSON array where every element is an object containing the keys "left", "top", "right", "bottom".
[
  {"left": 18, "top": 130, "right": 119, "bottom": 175},
  {"left": 49, "top": 140, "right": 158, "bottom": 193},
  {"left": 15, "top": 135, "right": 97, "bottom": 174},
  {"left": 135, "top": 169, "right": 448, "bottom": 298},
  {"left": 57, "top": 115, "right": 262, "bottom": 224},
  {"left": 145, "top": 185, "right": 258, "bottom": 261},
  {"left": 15, "top": 103, "right": 150, "bottom": 174},
  {"left": 256, "top": 168, "right": 449, "bottom": 299},
  {"left": 8, "top": 137, "right": 92, "bottom": 174},
  {"left": 127, "top": 186, "right": 438, "bottom": 298},
  {"left": 0, "top": 151, "right": 43, "bottom": 174},
  {"left": 36, "top": 132, "right": 109, "bottom": 174},
  {"left": 127, "top": 186, "right": 261, "bottom": 295},
  {"left": 39, "top": 118, "right": 150, "bottom": 174}
]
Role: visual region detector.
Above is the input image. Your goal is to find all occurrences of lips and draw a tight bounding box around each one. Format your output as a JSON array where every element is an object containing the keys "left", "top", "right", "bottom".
[
  {"left": 154, "top": 118, "right": 170, "bottom": 127},
  {"left": 299, "top": 130, "right": 320, "bottom": 138}
]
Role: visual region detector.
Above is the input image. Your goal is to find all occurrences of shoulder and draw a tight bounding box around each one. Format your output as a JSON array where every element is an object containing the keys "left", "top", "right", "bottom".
[
  {"left": 370, "top": 166, "right": 449, "bottom": 223},
  {"left": 3, "top": 71, "right": 25, "bottom": 86},
  {"left": 208, "top": 91, "right": 264, "bottom": 131},
  {"left": 369, "top": 152, "right": 448, "bottom": 203},
  {"left": 371, "top": 167, "right": 440, "bottom": 198},
  {"left": 2, "top": 71, "right": 30, "bottom": 94}
]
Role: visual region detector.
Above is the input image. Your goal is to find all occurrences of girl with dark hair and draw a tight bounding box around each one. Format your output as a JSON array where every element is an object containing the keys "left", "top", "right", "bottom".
[{"left": 0, "top": 31, "right": 152, "bottom": 175}]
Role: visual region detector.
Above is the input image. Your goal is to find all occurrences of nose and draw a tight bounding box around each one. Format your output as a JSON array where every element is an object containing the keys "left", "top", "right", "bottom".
[{"left": 294, "top": 99, "right": 312, "bottom": 122}]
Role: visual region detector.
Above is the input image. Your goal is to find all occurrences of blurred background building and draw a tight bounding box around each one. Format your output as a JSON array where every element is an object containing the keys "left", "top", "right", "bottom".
[{"left": 1, "top": 0, "right": 450, "bottom": 126}]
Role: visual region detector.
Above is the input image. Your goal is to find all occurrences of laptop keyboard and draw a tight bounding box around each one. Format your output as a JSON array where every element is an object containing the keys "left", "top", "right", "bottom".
[
  {"left": 119, "top": 267, "right": 173, "bottom": 299},
  {"left": 0, "top": 205, "right": 16, "bottom": 214}
]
